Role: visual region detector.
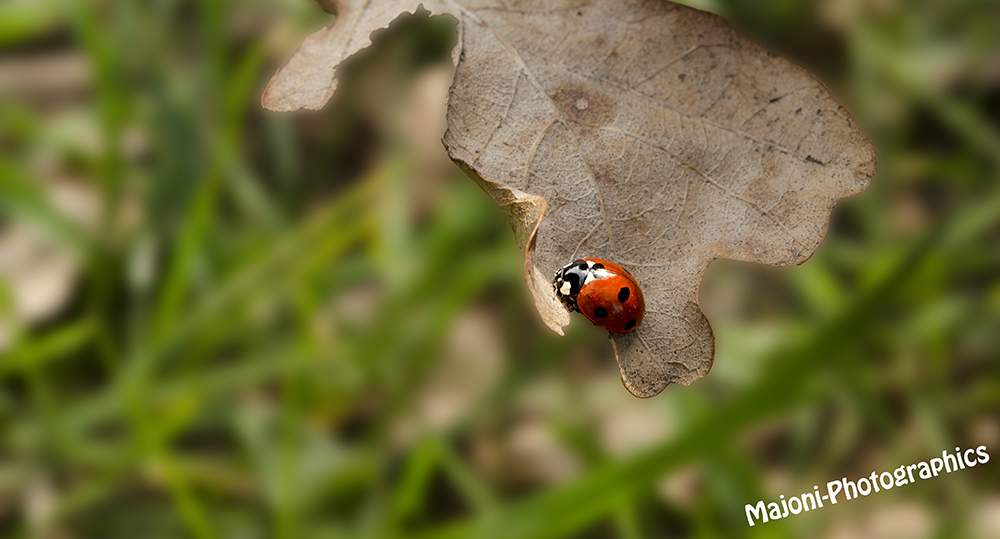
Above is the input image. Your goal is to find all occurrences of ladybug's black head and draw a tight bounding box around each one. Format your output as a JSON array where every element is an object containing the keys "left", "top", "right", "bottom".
[{"left": 553, "top": 259, "right": 589, "bottom": 311}]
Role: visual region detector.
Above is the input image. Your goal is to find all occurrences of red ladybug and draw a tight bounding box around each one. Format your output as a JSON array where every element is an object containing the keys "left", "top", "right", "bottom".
[{"left": 553, "top": 257, "right": 645, "bottom": 334}]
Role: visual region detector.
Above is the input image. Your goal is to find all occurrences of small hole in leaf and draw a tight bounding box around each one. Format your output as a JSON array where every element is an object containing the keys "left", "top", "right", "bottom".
[{"left": 593, "top": 306, "right": 608, "bottom": 319}]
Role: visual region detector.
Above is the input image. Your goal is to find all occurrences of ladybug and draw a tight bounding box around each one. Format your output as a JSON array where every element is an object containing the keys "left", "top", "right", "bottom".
[{"left": 552, "top": 257, "right": 645, "bottom": 334}]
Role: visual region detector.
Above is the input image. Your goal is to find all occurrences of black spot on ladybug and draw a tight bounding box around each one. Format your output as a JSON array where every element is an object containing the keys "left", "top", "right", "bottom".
[
  {"left": 565, "top": 272, "right": 580, "bottom": 289},
  {"left": 592, "top": 262, "right": 604, "bottom": 269},
  {"left": 624, "top": 317, "right": 637, "bottom": 331},
  {"left": 618, "top": 287, "right": 630, "bottom": 303},
  {"left": 593, "top": 306, "right": 608, "bottom": 319},
  {"left": 579, "top": 262, "right": 589, "bottom": 271}
]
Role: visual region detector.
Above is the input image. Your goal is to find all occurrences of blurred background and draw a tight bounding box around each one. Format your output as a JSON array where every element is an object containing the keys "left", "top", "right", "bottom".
[{"left": 0, "top": 0, "right": 998, "bottom": 537}]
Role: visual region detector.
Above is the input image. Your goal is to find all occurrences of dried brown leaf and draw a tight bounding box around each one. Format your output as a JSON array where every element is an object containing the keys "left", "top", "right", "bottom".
[{"left": 263, "top": 0, "right": 875, "bottom": 397}]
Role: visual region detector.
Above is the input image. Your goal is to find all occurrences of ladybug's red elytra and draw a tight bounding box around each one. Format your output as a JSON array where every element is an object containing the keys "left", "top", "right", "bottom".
[{"left": 553, "top": 257, "right": 645, "bottom": 334}]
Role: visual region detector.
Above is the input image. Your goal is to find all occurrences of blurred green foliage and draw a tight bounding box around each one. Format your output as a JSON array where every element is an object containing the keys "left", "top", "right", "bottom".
[{"left": 0, "top": 1, "right": 998, "bottom": 538}]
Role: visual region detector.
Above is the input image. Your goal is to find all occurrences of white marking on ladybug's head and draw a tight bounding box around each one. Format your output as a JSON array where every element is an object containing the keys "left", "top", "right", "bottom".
[
  {"left": 583, "top": 268, "right": 610, "bottom": 285},
  {"left": 559, "top": 281, "right": 572, "bottom": 296},
  {"left": 586, "top": 260, "right": 594, "bottom": 268}
]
